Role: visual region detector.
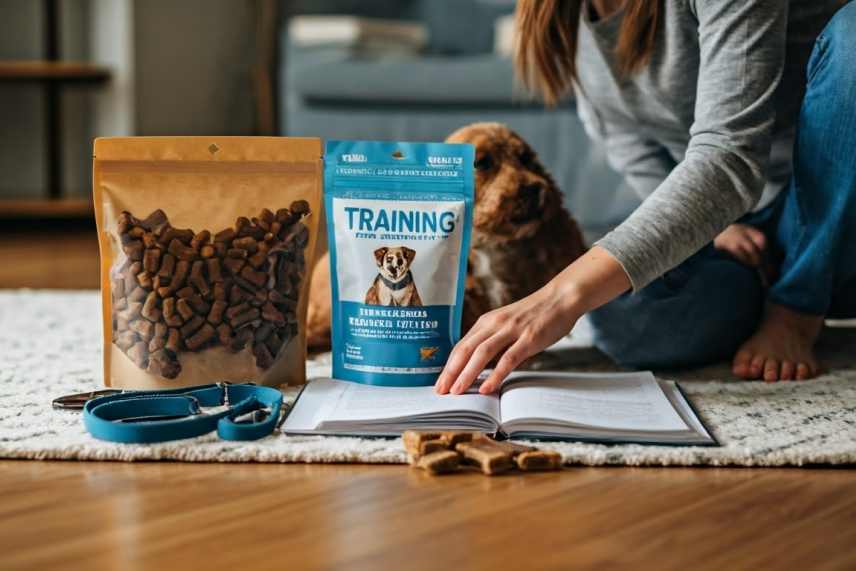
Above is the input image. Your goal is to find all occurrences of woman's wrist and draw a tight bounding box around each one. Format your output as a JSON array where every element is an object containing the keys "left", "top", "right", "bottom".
[{"left": 550, "top": 245, "right": 632, "bottom": 317}]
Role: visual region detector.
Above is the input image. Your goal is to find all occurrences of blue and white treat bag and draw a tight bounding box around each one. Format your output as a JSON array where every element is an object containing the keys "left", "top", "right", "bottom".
[{"left": 325, "top": 140, "right": 474, "bottom": 386}]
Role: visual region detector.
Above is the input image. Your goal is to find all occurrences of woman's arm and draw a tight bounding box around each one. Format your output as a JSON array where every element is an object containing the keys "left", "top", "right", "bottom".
[
  {"left": 575, "top": 94, "right": 678, "bottom": 199},
  {"left": 596, "top": 0, "right": 788, "bottom": 291},
  {"left": 434, "top": 246, "right": 630, "bottom": 395}
]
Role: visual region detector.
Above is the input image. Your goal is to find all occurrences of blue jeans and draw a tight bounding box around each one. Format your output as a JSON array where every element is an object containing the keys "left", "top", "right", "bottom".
[{"left": 589, "top": 3, "right": 856, "bottom": 369}]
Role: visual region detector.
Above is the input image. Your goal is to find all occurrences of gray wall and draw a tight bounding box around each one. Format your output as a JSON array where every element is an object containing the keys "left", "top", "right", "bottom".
[
  {"left": 0, "top": 0, "right": 257, "bottom": 200},
  {"left": 0, "top": 0, "right": 92, "bottom": 198},
  {"left": 132, "top": 0, "right": 256, "bottom": 136}
]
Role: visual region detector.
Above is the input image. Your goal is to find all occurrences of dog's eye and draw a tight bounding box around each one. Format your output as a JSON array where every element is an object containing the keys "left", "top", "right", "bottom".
[
  {"left": 519, "top": 148, "right": 536, "bottom": 166},
  {"left": 474, "top": 154, "right": 493, "bottom": 171}
]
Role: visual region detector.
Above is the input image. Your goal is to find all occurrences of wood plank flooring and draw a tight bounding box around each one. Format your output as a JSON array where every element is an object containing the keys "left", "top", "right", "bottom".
[{"left": 1, "top": 461, "right": 854, "bottom": 570}]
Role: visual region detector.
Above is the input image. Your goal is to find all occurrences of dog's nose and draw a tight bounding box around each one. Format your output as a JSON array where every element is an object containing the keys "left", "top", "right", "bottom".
[{"left": 515, "top": 183, "right": 544, "bottom": 221}]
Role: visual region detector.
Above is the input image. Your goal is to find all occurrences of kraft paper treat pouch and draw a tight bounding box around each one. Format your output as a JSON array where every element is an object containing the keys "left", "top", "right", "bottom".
[
  {"left": 93, "top": 137, "right": 322, "bottom": 389},
  {"left": 325, "top": 140, "right": 474, "bottom": 386}
]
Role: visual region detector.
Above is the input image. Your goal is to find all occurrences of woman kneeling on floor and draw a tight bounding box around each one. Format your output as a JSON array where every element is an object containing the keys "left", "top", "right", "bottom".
[{"left": 436, "top": 0, "right": 856, "bottom": 394}]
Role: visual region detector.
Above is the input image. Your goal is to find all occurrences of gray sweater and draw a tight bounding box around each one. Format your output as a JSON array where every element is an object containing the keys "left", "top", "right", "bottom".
[{"left": 580, "top": 0, "right": 843, "bottom": 290}]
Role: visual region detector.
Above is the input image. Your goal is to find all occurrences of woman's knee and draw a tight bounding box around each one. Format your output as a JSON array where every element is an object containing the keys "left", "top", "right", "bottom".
[
  {"left": 810, "top": 3, "right": 856, "bottom": 81},
  {"left": 589, "top": 253, "right": 763, "bottom": 369}
]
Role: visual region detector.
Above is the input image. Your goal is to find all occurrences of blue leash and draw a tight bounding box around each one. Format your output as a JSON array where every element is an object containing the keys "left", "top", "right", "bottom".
[{"left": 82, "top": 383, "right": 283, "bottom": 443}]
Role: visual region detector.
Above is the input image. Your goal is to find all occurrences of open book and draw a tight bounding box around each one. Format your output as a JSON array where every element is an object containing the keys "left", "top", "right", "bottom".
[{"left": 281, "top": 371, "right": 717, "bottom": 446}]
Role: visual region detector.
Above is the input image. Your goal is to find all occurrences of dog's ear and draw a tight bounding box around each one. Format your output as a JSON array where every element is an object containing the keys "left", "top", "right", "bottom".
[
  {"left": 403, "top": 247, "right": 416, "bottom": 264},
  {"left": 373, "top": 247, "right": 388, "bottom": 266}
]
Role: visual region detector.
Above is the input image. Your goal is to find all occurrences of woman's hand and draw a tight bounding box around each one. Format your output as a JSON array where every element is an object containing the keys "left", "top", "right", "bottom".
[
  {"left": 434, "top": 246, "right": 631, "bottom": 395},
  {"left": 713, "top": 224, "right": 766, "bottom": 267}
]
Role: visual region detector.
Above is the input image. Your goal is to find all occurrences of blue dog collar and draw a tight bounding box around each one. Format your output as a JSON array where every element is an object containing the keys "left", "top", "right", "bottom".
[{"left": 83, "top": 383, "right": 283, "bottom": 443}]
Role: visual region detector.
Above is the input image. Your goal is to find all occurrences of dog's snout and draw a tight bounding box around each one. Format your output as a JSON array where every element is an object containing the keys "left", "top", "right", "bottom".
[
  {"left": 506, "top": 182, "right": 546, "bottom": 224},
  {"left": 519, "top": 183, "right": 542, "bottom": 198}
]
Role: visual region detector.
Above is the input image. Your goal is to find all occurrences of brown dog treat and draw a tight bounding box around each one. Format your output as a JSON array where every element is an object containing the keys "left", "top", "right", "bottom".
[
  {"left": 141, "top": 291, "right": 162, "bottom": 322},
  {"left": 147, "top": 349, "right": 180, "bottom": 379},
  {"left": 166, "top": 259, "right": 189, "bottom": 294},
  {"left": 129, "top": 319, "right": 154, "bottom": 341},
  {"left": 189, "top": 261, "right": 211, "bottom": 297},
  {"left": 176, "top": 286, "right": 195, "bottom": 299},
  {"left": 252, "top": 343, "right": 274, "bottom": 369},
  {"left": 230, "top": 307, "right": 261, "bottom": 328},
  {"left": 142, "top": 248, "right": 161, "bottom": 274},
  {"left": 119, "top": 301, "right": 143, "bottom": 321},
  {"left": 123, "top": 240, "right": 143, "bottom": 261},
  {"left": 159, "top": 227, "right": 194, "bottom": 246},
  {"left": 206, "top": 258, "right": 223, "bottom": 283},
  {"left": 185, "top": 323, "right": 216, "bottom": 351},
  {"left": 165, "top": 328, "right": 182, "bottom": 353},
  {"left": 247, "top": 250, "right": 267, "bottom": 269},
  {"left": 402, "top": 431, "right": 443, "bottom": 456},
  {"left": 240, "top": 266, "right": 267, "bottom": 288},
  {"left": 176, "top": 298, "right": 195, "bottom": 321},
  {"left": 216, "top": 323, "right": 233, "bottom": 347},
  {"left": 157, "top": 253, "right": 176, "bottom": 278},
  {"left": 229, "top": 328, "right": 253, "bottom": 352},
  {"left": 141, "top": 209, "right": 168, "bottom": 231},
  {"left": 419, "top": 439, "right": 450, "bottom": 456},
  {"left": 128, "top": 287, "right": 147, "bottom": 303},
  {"left": 190, "top": 230, "right": 210, "bottom": 251},
  {"left": 223, "top": 257, "right": 246, "bottom": 275},
  {"left": 439, "top": 431, "right": 478, "bottom": 447},
  {"left": 168, "top": 238, "right": 197, "bottom": 261},
  {"left": 232, "top": 236, "right": 258, "bottom": 253},
  {"left": 127, "top": 341, "right": 148, "bottom": 368},
  {"left": 115, "top": 330, "right": 138, "bottom": 351},
  {"left": 212, "top": 281, "right": 226, "bottom": 301},
  {"left": 455, "top": 440, "right": 513, "bottom": 475},
  {"left": 290, "top": 199, "right": 310, "bottom": 215},
  {"left": 264, "top": 330, "right": 282, "bottom": 356},
  {"left": 207, "top": 300, "right": 227, "bottom": 325},
  {"left": 180, "top": 315, "right": 205, "bottom": 337},
  {"left": 186, "top": 294, "right": 210, "bottom": 315},
  {"left": 492, "top": 440, "right": 537, "bottom": 457},
  {"left": 136, "top": 271, "right": 153, "bottom": 290},
  {"left": 417, "top": 450, "right": 461, "bottom": 475},
  {"left": 515, "top": 450, "right": 563, "bottom": 472},
  {"left": 214, "top": 227, "right": 236, "bottom": 243}
]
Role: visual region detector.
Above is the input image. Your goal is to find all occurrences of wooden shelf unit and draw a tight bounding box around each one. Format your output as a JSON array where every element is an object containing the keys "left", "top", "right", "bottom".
[
  {"left": 0, "top": 0, "right": 111, "bottom": 219},
  {"left": 0, "top": 60, "right": 111, "bottom": 83}
]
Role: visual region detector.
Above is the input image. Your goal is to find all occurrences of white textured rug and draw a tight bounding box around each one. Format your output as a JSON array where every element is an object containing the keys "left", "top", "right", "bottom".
[{"left": 1, "top": 291, "right": 855, "bottom": 467}]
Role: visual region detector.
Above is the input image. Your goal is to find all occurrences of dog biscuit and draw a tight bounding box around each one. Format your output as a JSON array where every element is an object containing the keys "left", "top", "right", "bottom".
[
  {"left": 515, "top": 450, "right": 563, "bottom": 471},
  {"left": 402, "top": 430, "right": 442, "bottom": 456},
  {"left": 455, "top": 440, "right": 514, "bottom": 475},
  {"left": 417, "top": 450, "right": 461, "bottom": 475}
]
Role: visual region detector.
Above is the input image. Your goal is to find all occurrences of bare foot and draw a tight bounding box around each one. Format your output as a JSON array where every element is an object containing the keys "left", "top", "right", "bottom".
[{"left": 732, "top": 303, "right": 824, "bottom": 381}]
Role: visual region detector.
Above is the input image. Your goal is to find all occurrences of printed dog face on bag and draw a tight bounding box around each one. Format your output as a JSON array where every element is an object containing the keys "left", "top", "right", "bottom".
[{"left": 325, "top": 141, "right": 474, "bottom": 386}]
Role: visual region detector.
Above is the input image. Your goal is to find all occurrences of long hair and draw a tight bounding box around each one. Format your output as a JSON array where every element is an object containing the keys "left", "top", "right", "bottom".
[{"left": 514, "top": 0, "right": 660, "bottom": 105}]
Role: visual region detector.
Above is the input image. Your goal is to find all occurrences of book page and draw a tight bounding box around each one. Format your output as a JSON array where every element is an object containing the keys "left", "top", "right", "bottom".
[
  {"left": 311, "top": 379, "right": 500, "bottom": 424},
  {"left": 499, "top": 372, "right": 689, "bottom": 432}
]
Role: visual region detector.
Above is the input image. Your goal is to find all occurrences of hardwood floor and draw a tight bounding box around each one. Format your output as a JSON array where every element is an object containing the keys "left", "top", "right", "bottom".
[
  {"left": 1, "top": 226, "right": 854, "bottom": 569},
  {"left": 0, "top": 221, "right": 100, "bottom": 289},
  {"left": 0, "top": 461, "right": 854, "bottom": 570}
]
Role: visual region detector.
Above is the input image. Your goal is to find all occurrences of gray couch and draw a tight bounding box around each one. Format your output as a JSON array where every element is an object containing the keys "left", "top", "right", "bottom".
[{"left": 279, "top": 0, "right": 639, "bottom": 232}]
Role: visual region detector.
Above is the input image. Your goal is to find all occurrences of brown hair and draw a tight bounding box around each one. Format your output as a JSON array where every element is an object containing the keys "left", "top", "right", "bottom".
[{"left": 514, "top": 0, "right": 660, "bottom": 105}]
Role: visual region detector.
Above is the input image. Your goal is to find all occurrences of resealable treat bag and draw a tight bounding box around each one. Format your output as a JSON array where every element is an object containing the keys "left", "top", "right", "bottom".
[
  {"left": 325, "top": 140, "right": 474, "bottom": 386},
  {"left": 93, "top": 137, "right": 322, "bottom": 389}
]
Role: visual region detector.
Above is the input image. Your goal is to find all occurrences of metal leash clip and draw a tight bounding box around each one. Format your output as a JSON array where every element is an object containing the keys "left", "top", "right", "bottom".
[{"left": 52, "top": 389, "right": 125, "bottom": 411}]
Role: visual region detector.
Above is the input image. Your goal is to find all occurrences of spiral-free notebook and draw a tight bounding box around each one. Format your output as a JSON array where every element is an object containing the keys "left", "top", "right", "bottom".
[{"left": 281, "top": 371, "right": 717, "bottom": 446}]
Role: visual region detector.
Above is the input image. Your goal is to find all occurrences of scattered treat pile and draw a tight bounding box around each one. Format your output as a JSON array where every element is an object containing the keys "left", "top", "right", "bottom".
[
  {"left": 403, "top": 430, "right": 563, "bottom": 476},
  {"left": 110, "top": 203, "right": 311, "bottom": 379}
]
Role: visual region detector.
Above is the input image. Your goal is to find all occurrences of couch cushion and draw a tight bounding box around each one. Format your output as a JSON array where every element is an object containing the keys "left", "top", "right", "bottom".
[
  {"left": 288, "top": 49, "right": 526, "bottom": 106},
  {"left": 418, "top": 0, "right": 516, "bottom": 55}
]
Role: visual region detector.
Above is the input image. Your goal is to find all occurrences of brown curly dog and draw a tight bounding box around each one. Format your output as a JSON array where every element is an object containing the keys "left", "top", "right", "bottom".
[{"left": 305, "top": 122, "right": 586, "bottom": 349}]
